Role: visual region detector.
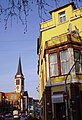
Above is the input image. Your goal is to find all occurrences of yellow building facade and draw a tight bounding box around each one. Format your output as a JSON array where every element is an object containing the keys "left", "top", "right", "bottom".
[
  {"left": 37, "top": 2, "right": 82, "bottom": 120},
  {"left": 5, "top": 92, "right": 20, "bottom": 109}
]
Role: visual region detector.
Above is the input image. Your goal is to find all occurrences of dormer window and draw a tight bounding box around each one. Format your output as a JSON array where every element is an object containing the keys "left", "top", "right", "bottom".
[{"left": 59, "top": 11, "right": 66, "bottom": 23}]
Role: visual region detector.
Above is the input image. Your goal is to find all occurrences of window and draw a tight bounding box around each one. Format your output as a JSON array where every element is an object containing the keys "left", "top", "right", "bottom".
[
  {"left": 59, "top": 11, "right": 66, "bottom": 23},
  {"left": 11, "top": 94, "right": 16, "bottom": 99},
  {"left": 49, "top": 50, "right": 70, "bottom": 77},
  {"left": 16, "top": 79, "right": 20, "bottom": 85},
  {"left": 60, "top": 50, "right": 69, "bottom": 75},
  {"left": 50, "top": 53, "right": 58, "bottom": 77},
  {"left": 74, "top": 50, "right": 82, "bottom": 73}
]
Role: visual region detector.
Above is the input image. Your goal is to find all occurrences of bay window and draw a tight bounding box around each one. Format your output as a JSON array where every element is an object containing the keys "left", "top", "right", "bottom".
[
  {"left": 60, "top": 50, "right": 69, "bottom": 75},
  {"left": 74, "top": 50, "right": 82, "bottom": 73},
  {"left": 50, "top": 53, "right": 58, "bottom": 77},
  {"left": 49, "top": 49, "right": 82, "bottom": 77},
  {"left": 49, "top": 50, "right": 70, "bottom": 77}
]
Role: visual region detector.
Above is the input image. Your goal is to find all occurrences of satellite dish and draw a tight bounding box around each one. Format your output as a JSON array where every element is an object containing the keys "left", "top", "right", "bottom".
[
  {"left": 68, "top": 23, "right": 72, "bottom": 33},
  {"left": 75, "top": 26, "right": 79, "bottom": 36}
]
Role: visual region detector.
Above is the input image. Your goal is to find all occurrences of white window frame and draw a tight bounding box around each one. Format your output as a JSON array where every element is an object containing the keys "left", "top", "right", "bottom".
[
  {"left": 60, "top": 50, "right": 69, "bottom": 75},
  {"left": 59, "top": 11, "right": 66, "bottom": 23},
  {"left": 49, "top": 53, "right": 58, "bottom": 77}
]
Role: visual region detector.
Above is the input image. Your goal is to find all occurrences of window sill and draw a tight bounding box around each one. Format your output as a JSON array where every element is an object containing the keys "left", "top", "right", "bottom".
[
  {"left": 76, "top": 73, "right": 82, "bottom": 75},
  {"left": 70, "top": 14, "right": 82, "bottom": 21},
  {"left": 57, "top": 20, "right": 68, "bottom": 26},
  {"left": 40, "top": 24, "right": 56, "bottom": 32},
  {"left": 50, "top": 74, "right": 68, "bottom": 78}
]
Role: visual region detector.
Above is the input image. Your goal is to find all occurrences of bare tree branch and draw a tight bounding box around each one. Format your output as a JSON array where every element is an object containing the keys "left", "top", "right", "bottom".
[{"left": 0, "top": 0, "right": 81, "bottom": 33}]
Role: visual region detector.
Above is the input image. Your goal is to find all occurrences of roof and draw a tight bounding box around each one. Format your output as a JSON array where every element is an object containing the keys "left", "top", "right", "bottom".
[{"left": 49, "top": 2, "right": 76, "bottom": 14}]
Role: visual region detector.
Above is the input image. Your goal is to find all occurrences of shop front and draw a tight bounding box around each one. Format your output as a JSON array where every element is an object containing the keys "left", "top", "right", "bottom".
[{"left": 52, "top": 93, "right": 66, "bottom": 120}]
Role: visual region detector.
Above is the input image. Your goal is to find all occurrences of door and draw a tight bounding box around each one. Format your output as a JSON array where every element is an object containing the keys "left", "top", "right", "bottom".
[{"left": 54, "top": 102, "right": 66, "bottom": 120}]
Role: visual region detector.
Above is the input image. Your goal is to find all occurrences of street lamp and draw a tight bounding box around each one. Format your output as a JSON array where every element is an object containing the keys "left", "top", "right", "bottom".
[{"left": 20, "top": 91, "right": 24, "bottom": 114}]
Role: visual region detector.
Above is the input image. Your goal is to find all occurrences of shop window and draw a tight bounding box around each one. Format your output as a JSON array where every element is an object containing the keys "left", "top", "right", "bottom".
[
  {"left": 60, "top": 50, "right": 69, "bottom": 75},
  {"left": 50, "top": 53, "right": 58, "bottom": 77},
  {"left": 59, "top": 11, "right": 66, "bottom": 23},
  {"left": 74, "top": 50, "right": 82, "bottom": 73}
]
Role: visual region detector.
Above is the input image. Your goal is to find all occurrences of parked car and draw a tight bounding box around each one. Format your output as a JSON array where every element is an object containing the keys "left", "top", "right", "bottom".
[
  {"left": 5, "top": 113, "right": 13, "bottom": 120},
  {"left": 13, "top": 114, "right": 20, "bottom": 120},
  {"left": 20, "top": 114, "right": 27, "bottom": 120},
  {"left": 13, "top": 110, "right": 20, "bottom": 120}
]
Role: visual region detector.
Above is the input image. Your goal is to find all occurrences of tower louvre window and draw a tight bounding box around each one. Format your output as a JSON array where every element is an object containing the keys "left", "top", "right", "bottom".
[{"left": 16, "top": 79, "right": 20, "bottom": 85}]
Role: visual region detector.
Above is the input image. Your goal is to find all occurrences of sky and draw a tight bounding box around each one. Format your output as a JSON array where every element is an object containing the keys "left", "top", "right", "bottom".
[
  {"left": 0, "top": 1, "right": 41, "bottom": 99},
  {"left": 0, "top": 0, "right": 82, "bottom": 99}
]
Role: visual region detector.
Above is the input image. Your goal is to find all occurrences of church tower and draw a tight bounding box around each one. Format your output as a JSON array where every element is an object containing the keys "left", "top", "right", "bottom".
[{"left": 14, "top": 57, "right": 24, "bottom": 93}]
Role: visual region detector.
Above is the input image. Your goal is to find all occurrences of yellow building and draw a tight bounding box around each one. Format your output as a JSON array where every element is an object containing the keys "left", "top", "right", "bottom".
[
  {"left": 5, "top": 92, "right": 20, "bottom": 109},
  {"left": 37, "top": 2, "right": 82, "bottom": 120}
]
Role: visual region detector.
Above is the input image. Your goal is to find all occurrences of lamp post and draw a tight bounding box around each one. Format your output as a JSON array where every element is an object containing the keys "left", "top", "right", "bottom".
[
  {"left": 2, "top": 96, "right": 5, "bottom": 114},
  {"left": 20, "top": 91, "right": 24, "bottom": 114},
  {"left": 64, "top": 77, "right": 69, "bottom": 120}
]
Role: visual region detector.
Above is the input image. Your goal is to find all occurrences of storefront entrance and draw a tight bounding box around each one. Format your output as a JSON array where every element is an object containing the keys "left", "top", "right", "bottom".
[{"left": 54, "top": 102, "right": 66, "bottom": 120}]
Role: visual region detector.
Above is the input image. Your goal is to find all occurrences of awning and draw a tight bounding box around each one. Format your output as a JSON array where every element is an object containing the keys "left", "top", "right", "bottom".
[{"left": 52, "top": 94, "right": 64, "bottom": 103}]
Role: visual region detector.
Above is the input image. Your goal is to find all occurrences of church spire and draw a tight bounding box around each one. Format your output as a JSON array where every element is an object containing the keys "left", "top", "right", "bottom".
[
  {"left": 16, "top": 57, "right": 23, "bottom": 76},
  {"left": 15, "top": 57, "right": 24, "bottom": 93}
]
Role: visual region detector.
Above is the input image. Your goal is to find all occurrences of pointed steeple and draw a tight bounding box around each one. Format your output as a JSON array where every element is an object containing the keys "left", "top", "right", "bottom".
[
  {"left": 16, "top": 57, "right": 24, "bottom": 77},
  {"left": 15, "top": 57, "right": 24, "bottom": 93}
]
